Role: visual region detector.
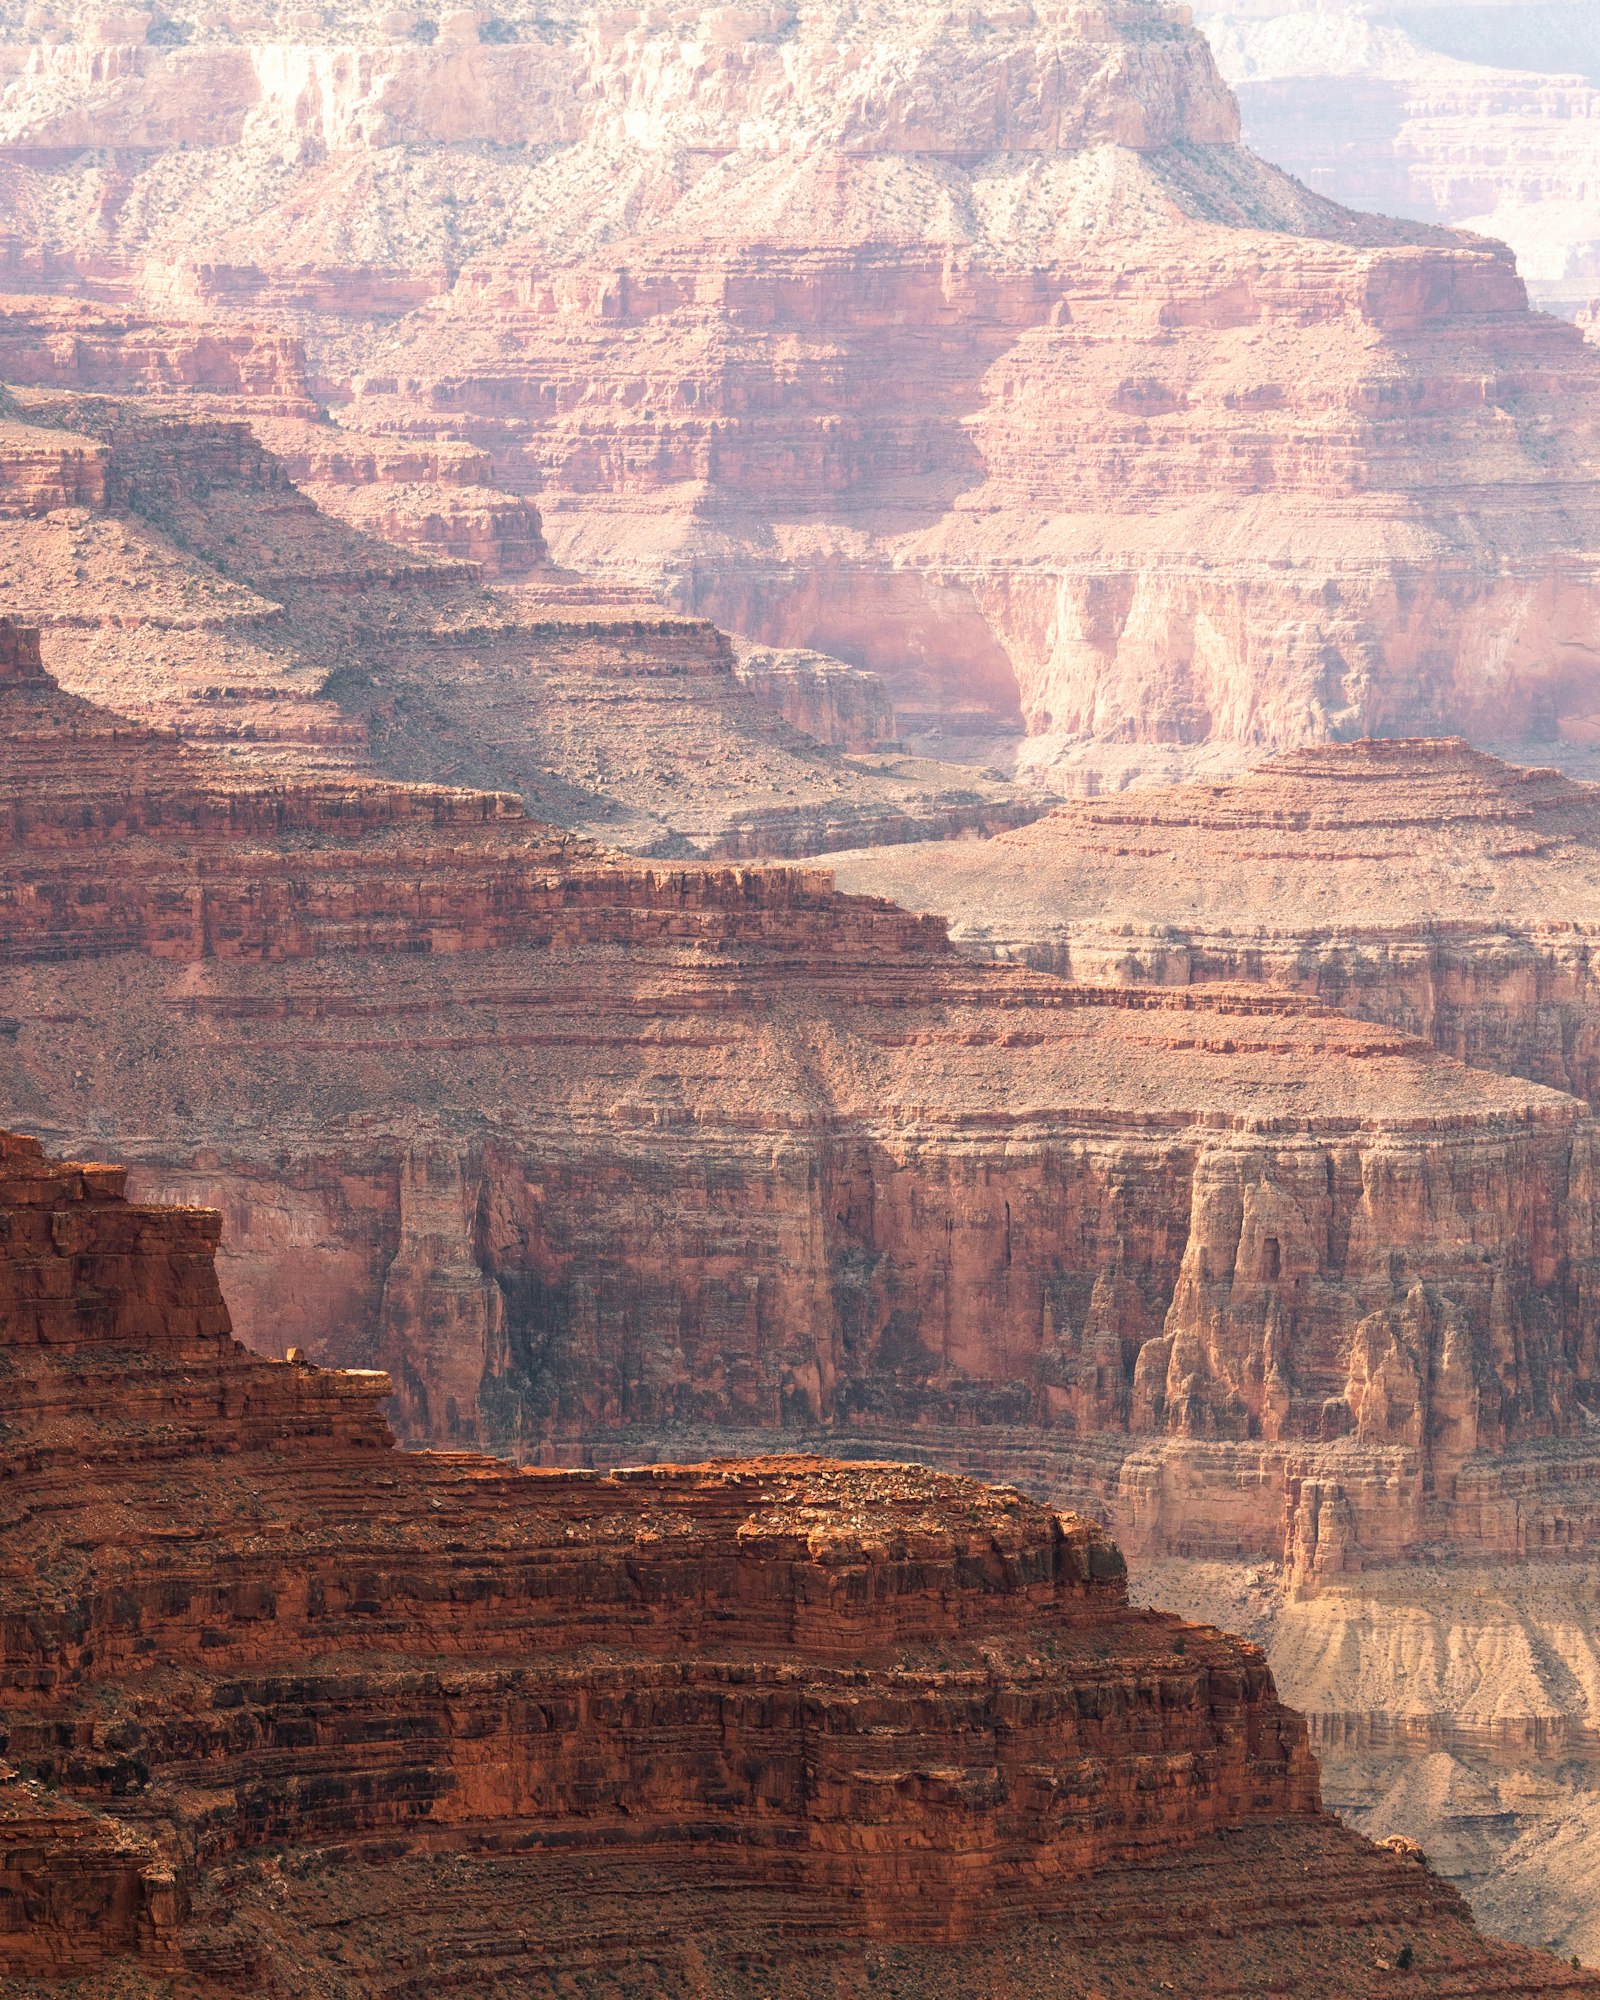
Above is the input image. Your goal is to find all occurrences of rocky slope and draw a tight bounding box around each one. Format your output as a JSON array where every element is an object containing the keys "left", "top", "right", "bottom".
[
  {"left": 1197, "top": 0, "right": 1600, "bottom": 317},
  {"left": 1, "top": 3, "right": 1599, "bottom": 775},
  {"left": 829, "top": 737, "right": 1600, "bottom": 1106},
  {"left": 11, "top": 1119, "right": 1584, "bottom": 1999},
  {"left": 1139, "top": 1555, "right": 1600, "bottom": 1967},
  {"left": 0, "top": 346, "right": 1027, "bottom": 855}
]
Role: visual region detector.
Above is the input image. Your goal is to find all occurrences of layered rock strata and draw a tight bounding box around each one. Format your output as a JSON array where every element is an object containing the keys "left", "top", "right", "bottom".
[
  {"left": 1197, "top": 0, "right": 1600, "bottom": 315},
  {"left": 7, "top": 635, "right": 1600, "bottom": 1595},
  {"left": 6, "top": 1121, "right": 1566, "bottom": 2000},
  {"left": 0, "top": 367, "right": 1029, "bottom": 854},
  {"left": 831, "top": 737, "right": 1600, "bottom": 1107},
  {"left": 0, "top": 4, "right": 1598, "bottom": 770}
]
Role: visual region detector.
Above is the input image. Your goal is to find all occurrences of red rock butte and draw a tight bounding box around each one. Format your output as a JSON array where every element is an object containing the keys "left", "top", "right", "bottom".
[
  {"left": 831, "top": 735, "right": 1600, "bottom": 1105},
  {"left": 1, "top": 1122, "right": 1595, "bottom": 2000}
]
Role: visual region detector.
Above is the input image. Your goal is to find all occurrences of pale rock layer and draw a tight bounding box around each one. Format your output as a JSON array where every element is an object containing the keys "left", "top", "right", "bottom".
[{"left": 0, "top": 3, "right": 1598, "bottom": 774}]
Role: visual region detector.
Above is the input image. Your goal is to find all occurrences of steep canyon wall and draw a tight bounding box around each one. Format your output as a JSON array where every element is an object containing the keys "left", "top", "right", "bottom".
[
  {"left": 7, "top": 634, "right": 1600, "bottom": 1599},
  {"left": 11, "top": 1121, "right": 1588, "bottom": 1999}
]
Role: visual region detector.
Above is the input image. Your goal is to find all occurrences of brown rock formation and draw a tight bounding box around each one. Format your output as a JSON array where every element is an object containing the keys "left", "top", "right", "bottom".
[
  {"left": 732, "top": 637, "right": 895, "bottom": 753},
  {"left": 1, "top": 1121, "right": 1593, "bottom": 2000},
  {"left": 831, "top": 737, "right": 1600, "bottom": 1107}
]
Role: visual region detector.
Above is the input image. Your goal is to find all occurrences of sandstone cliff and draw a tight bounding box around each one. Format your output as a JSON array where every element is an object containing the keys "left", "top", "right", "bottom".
[
  {"left": 1, "top": 3, "right": 1598, "bottom": 774},
  {"left": 830, "top": 738, "right": 1600, "bottom": 1107},
  {"left": 7, "top": 1121, "right": 1566, "bottom": 2000}
]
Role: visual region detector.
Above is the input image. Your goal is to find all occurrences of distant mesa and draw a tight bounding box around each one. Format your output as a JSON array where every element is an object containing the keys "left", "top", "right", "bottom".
[{"left": 831, "top": 735, "right": 1600, "bottom": 1105}]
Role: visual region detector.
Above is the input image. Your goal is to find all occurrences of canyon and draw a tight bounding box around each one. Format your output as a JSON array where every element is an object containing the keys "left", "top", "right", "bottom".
[
  {"left": 0, "top": 1, "right": 1596, "bottom": 776},
  {"left": 0, "top": 347, "right": 1024, "bottom": 858},
  {"left": 3, "top": 0, "right": 1600, "bottom": 1974},
  {"left": 831, "top": 738, "right": 1600, "bottom": 1960},
  {"left": 5, "top": 1117, "right": 1598, "bottom": 1999},
  {"left": 5, "top": 621, "right": 1600, "bottom": 1586},
  {"left": 1197, "top": 0, "right": 1600, "bottom": 318}
]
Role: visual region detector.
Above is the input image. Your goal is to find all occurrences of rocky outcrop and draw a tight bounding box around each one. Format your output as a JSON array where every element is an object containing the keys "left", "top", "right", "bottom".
[
  {"left": 732, "top": 639, "right": 895, "bottom": 753},
  {"left": 1, "top": 4, "right": 1599, "bottom": 774},
  {"left": 249, "top": 411, "right": 551, "bottom": 577},
  {"left": 0, "top": 293, "right": 317, "bottom": 411},
  {"left": 2, "top": 1120, "right": 1539, "bottom": 2000},
  {"left": 832, "top": 738, "right": 1600, "bottom": 1108}
]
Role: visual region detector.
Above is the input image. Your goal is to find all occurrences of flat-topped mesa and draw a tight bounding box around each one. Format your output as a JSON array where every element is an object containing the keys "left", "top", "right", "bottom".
[
  {"left": 830, "top": 737, "right": 1600, "bottom": 1106},
  {"left": 4, "top": 1124, "right": 1593, "bottom": 2000}
]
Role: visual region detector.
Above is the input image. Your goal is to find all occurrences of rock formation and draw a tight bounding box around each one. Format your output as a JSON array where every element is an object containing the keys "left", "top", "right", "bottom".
[
  {"left": 828, "top": 737, "right": 1600, "bottom": 1957},
  {"left": 830, "top": 737, "right": 1600, "bottom": 1106},
  {"left": 0, "top": 364, "right": 1028, "bottom": 855},
  {"left": 5, "top": 627, "right": 1600, "bottom": 1604},
  {"left": 4, "top": 1120, "right": 1597, "bottom": 1999},
  {"left": 0, "top": 2, "right": 1598, "bottom": 775},
  {"left": 1196, "top": 0, "right": 1600, "bottom": 317}
]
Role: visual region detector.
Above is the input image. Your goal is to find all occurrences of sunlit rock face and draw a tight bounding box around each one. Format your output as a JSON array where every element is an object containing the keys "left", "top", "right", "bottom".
[
  {"left": 1196, "top": 0, "right": 1600, "bottom": 318},
  {"left": 2, "top": 2, "right": 1600, "bottom": 781}
]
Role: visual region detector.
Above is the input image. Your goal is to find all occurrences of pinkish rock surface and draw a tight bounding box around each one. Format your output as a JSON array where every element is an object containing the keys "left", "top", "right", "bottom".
[{"left": 0, "top": 3, "right": 1598, "bottom": 778}]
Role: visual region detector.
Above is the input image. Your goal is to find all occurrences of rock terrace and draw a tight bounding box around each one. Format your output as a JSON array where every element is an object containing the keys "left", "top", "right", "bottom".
[
  {"left": 0, "top": 1122, "right": 1594, "bottom": 2000},
  {"left": 831, "top": 737, "right": 1600, "bottom": 1104}
]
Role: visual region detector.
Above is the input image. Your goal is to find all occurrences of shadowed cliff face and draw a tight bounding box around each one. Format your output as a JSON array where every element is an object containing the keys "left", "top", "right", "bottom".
[
  {"left": 6, "top": 1121, "right": 1600, "bottom": 2000},
  {"left": 1, "top": 2, "right": 1599, "bottom": 775}
]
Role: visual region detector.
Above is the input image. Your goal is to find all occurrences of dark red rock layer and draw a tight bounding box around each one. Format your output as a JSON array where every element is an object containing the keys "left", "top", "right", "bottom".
[{"left": 2, "top": 1126, "right": 1595, "bottom": 2000}]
